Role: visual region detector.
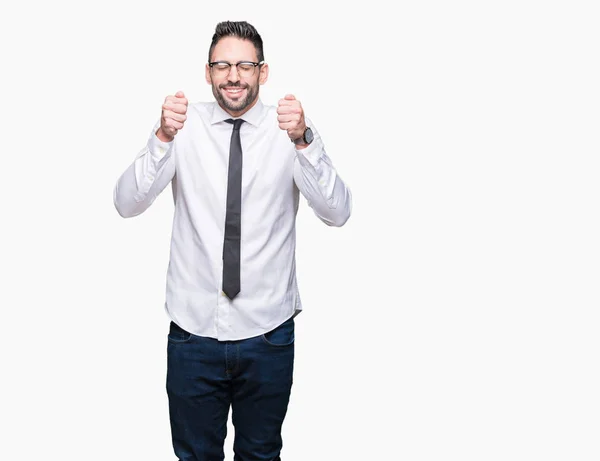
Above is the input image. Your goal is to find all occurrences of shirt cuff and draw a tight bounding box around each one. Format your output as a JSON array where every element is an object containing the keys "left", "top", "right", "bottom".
[
  {"left": 295, "top": 131, "right": 324, "bottom": 168},
  {"left": 148, "top": 131, "right": 173, "bottom": 161}
]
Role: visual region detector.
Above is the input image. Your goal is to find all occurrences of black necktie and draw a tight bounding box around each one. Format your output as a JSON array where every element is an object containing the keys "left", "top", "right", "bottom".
[{"left": 222, "top": 118, "right": 244, "bottom": 299}]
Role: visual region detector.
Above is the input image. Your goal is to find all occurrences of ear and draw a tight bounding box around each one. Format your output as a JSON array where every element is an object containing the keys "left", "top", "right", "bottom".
[
  {"left": 205, "top": 63, "right": 212, "bottom": 85},
  {"left": 259, "top": 63, "right": 269, "bottom": 85}
]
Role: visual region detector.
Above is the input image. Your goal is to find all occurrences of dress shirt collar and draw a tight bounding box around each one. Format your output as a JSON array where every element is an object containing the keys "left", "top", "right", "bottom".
[{"left": 210, "top": 98, "right": 264, "bottom": 127}]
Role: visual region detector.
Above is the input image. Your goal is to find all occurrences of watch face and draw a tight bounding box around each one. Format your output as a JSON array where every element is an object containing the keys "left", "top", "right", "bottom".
[{"left": 304, "top": 127, "right": 314, "bottom": 143}]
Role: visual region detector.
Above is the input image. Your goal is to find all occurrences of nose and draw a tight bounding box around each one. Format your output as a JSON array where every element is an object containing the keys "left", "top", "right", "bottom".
[{"left": 227, "top": 65, "right": 241, "bottom": 82}]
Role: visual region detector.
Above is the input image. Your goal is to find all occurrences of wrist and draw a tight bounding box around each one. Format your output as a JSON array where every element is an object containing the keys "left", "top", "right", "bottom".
[
  {"left": 291, "top": 126, "right": 313, "bottom": 147},
  {"left": 156, "top": 127, "right": 174, "bottom": 143}
]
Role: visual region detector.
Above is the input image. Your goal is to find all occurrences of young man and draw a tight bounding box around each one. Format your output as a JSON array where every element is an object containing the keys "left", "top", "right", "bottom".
[{"left": 113, "top": 20, "right": 351, "bottom": 461}]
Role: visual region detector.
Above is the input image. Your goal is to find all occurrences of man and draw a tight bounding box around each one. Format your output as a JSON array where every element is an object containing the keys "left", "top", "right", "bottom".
[{"left": 113, "top": 20, "right": 351, "bottom": 461}]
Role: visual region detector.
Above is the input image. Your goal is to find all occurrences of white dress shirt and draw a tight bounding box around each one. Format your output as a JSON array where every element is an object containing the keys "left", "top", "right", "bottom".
[{"left": 114, "top": 99, "right": 352, "bottom": 340}]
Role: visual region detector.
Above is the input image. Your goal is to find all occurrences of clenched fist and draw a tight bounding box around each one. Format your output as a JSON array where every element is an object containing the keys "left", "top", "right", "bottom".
[
  {"left": 156, "top": 91, "right": 188, "bottom": 142},
  {"left": 277, "top": 94, "right": 306, "bottom": 143}
]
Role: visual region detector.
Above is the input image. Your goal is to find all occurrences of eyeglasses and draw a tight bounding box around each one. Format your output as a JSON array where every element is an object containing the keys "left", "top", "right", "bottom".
[{"left": 208, "top": 61, "right": 264, "bottom": 78}]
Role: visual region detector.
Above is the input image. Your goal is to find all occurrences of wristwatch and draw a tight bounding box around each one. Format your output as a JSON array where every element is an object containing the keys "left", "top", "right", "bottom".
[{"left": 292, "top": 127, "right": 314, "bottom": 145}]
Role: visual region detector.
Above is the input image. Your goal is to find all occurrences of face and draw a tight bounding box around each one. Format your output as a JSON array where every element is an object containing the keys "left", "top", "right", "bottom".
[{"left": 206, "top": 36, "right": 269, "bottom": 117}]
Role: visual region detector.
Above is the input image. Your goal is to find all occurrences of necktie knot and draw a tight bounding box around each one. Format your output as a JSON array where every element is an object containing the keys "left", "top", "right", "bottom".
[{"left": 225, "top": 118, "right": 244, "bottom": 130}]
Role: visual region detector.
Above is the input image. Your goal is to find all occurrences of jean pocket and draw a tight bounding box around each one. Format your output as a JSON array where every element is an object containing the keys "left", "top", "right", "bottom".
[
  {"left": 168, "top": 321, "right": 193, "bottom": 343},
  {"left": 261, "top": 316, "right": 295, "bottom": 347}
]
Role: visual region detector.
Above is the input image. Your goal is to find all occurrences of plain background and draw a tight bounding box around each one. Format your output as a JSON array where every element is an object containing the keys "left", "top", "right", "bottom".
[{"left": 2, "top": 0, "right": 599, "bottom": 459}]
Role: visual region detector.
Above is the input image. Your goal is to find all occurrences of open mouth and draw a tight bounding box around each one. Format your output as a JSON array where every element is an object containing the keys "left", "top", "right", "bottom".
[{"left": 222, "top": 87, "right": 246, "bottom": 98}]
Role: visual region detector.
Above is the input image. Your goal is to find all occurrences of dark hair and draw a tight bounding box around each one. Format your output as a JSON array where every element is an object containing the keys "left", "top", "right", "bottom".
[{"left": 208, "top": 21, "right": 264, "bottom": 63}]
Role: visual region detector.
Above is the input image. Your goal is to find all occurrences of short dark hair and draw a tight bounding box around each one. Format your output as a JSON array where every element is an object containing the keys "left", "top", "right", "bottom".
[{"left": 208, "top": 21, "right": 264, "bottom": 63}]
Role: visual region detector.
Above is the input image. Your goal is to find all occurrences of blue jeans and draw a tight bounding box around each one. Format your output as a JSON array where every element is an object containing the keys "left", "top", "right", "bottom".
[{"left": 166, "top": 316, "right": 295, "bottom": 461}]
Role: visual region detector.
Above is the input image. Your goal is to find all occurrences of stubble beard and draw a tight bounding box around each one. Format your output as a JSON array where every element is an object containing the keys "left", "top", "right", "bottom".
[{"left": 212, "top": 81, "right": 259, "bottom": 114}]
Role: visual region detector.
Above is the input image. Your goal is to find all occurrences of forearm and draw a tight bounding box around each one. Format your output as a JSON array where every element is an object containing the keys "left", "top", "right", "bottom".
[
  {"left": 113, "top": 129, "right": 175, "bottom": 218},
  {"left": 293, "top": 129, "right": 352, "bottom": 227}
]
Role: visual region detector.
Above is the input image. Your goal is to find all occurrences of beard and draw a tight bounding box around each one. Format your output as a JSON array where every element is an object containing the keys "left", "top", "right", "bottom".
[{"left": 212, "top": 80, "right": 259, "bottom": 115}]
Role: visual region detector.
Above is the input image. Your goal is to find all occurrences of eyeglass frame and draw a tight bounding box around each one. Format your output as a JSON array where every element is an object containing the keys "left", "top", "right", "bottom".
[{"left": 208, "top": 60, "right": 265, "bottom": 76}]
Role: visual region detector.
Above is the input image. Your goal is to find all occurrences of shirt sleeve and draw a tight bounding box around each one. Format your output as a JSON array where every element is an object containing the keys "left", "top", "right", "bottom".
[
  {"left": 113, "top": 122, "right": 176, "bottom": 218},
  {"left": 293, "top": 119, "right": 352, "bottom": 227}
]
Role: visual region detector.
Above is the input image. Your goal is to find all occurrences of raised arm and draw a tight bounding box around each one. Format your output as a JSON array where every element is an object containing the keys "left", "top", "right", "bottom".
[
  {"left": 113, "top": 91, "right": 188, "bottom": 218},
  {"left": 277, "top": 94, "right": 352, "bottom": 227}
]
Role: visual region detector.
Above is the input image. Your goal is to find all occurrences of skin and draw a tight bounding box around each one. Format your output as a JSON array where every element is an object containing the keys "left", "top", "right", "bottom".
[{"left": 156, "top": 36, "right": 310, "bottom": 148}]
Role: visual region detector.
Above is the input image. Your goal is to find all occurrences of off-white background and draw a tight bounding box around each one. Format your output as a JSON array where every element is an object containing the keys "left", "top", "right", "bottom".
[{"left": 1, "top": 0, "right": 599, "bottom": 460}]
